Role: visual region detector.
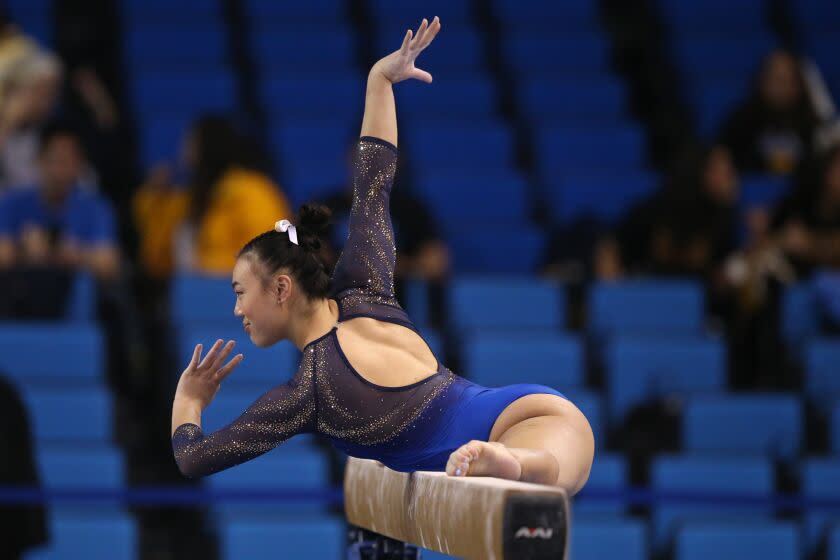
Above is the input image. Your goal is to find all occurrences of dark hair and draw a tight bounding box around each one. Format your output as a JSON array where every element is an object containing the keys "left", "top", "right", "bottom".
[
  {"left": 749, "top": 49, "right": 817, "bottom": 121},
  {"left": 238, "top": 203, "right": 333, "bottom": 300},
  {"left": 38, "top": 120, "right": 86, "bottom": 157},
  {"left": 187, "top": 114, "right": 268, "bottom": 222}
]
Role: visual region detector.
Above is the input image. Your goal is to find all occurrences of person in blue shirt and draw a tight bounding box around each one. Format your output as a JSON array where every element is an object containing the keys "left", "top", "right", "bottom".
[
  {"left": 0, "top": 121, "right": 118, "bottom": 280},
  {"left": 171, "top": 18, "right": 594, "bottom": 494}
]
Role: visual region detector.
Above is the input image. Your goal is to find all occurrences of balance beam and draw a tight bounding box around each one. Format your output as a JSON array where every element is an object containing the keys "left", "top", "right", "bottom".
[{"left": 344, "top": 458, "right": 570, "bottom": 559}]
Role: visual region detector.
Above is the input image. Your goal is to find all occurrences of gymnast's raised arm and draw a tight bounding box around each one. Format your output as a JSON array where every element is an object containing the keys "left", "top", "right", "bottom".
[
  {"left": 330, "top": 17, "right": 440, "bottom": 299},
  {"left": 360, "top": 16, "right": 440, "bottom": 146}
]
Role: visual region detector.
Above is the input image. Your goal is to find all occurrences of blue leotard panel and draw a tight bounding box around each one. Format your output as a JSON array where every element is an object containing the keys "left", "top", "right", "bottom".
[{"left": 171, "top": 137, "right": 570, "bottom": 477}]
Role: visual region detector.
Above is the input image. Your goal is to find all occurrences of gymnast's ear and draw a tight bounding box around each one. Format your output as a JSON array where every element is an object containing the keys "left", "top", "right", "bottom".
[{"left": 272, "top": 273, "right": 294, "bottom": 304}]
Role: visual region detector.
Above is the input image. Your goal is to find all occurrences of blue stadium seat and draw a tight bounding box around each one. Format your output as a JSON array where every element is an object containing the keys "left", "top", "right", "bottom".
[
  {"left": 543, "top": 170, "right": 657, "bottom": 224},
  {"left": 589, "top": 280, "right": 705, "bottom": 336},
  {"left": 130, "top": 71, "right": 237, "bottom": 117},
  {"left": 782, "top": 283, "right": 819, "bottom": 351},
  {"left": 658, "top": 0, "right": 769, "bottom": 31},
  {"left": 739, "top": 175, "right": 791, "bottom": 212},
  {"left": 462, "top": 332, "right": 583, "bottom": 389},
  {"left": 39, "top": 447, "right": 123, "bottom": 489},
  {"left": 243, "top": 0, "right": 348, "bottom": 23},
  {"left": 673, "top": 35, "right": 776, "bottom": 78},
  {"left": 220, "top": 517, "right": 345, "bottom": 560},
  {"left": 831, "top": 525, "right": 840, "bottom": 560},
  {"left": 207, "top": 449, "right": 331, "bottom": 514},
  {"left": 833, "top": 402, "right": 840, "bottom": 455},
  {"left": 675, "top": 522, "right": 799, "bottom": 560},
  {"left": 271, "top": 120, "right": 356, "bottom": 168},
  {"left": 6, "top": 0, "right": 53, "bottom": 46},
  {"left": 801, "top": 459, "right": 840, "bottom": 553},
  {"left": 375, "top": 27, "right": 486, "bottom": 75},
  {"left": 502, "top": 34, "right": 611, "bottom": 75},
  {"left": 805, "top": 339, "right": 840, "bottom": 414},
  {"left": 563, "top": 389, "right": 605, "bottom": 450},
  {"left": 124, "top": 27, "right": 228, "bottom": 70},
  {"left": 405, "top": 122, "right": 515, "bottom": 170},
  {"left": 447, "top": 227, "right": 546, "bottom": 274},
  {"left": 517, "top": 77, "right": 627, "bottom": 123},
  {"left": 690, "top": 81, "right": 747, "bottom": 138},
  {"left": 606, "top": 335, "right": 725, "bottom": 424},
  {"left": 66, "top": 272, "right": 96, "bottom": 322},
  {"left": 178, "top": 324, "right": 299, "bottom": 390},
  {"left": 281, "top": 159, "right": 349, "bottom": 208},
  {"left": 121, "top": 0, "right": 224, "bottom": 24},
  {"left": 570, "top": 519, "right": 647, "bottom": 560},
  {"left": 171, "top": 275, "right": 242, "bottom": 325},
  {"left": 792, "top": 0, "right": 840, "bottom": 31},
  {"left": 494, "top": 0, "right": 602, "bottom": 30},
  {"left": 682, "top": 394, "right": 803, "bottom": 461},
  {"left": 395, "top": 77, "right": 498, "bottom": 118},
  {"left": 23, "top": 389, "right": 112, "bottom": 443},
  {"left": 0, "top": 324, "right": 103, "bottom": 385},
  {"left": 27, "top": 514, "right": 137, "bottom": 560},
  {"left": 652, "top": 455, "right": 774, "bottom": 551},
  {"left": 415, "top": 171, "right": 530, "bottom": 233},
  {"left": 249, "top": 29, "right": 358, "bottom": 72},
  {"left": 448, "top": 277, "right": 564, "bottom": 332},
  {"left": 367, "top": 0, "right": 474, "bottom": 25},
  {"left": 260, "top": 75, "right": 363, "bottom": 120},
  {"left": 573, "top": 453, "right": 627, "bottom": 517},
  {"left": 536, "top": 125, "right": 647, "bottom": 175}
]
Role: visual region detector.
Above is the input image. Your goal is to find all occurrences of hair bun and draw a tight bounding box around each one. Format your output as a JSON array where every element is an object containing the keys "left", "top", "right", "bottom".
[{"left": 296, "top": 203, "right": 332, "bottom": 252}]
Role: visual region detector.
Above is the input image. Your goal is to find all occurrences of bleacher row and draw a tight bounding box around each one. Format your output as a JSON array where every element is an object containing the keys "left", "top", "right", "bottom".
[
  {"left": 2, "top": 274, "right": 839, "bottom": 558},
  {"left": 3, "top": 0, "right": 831, "bottom": 273}
]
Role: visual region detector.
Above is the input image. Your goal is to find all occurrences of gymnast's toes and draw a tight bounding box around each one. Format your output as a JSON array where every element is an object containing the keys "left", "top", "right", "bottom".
[{"left": 448, "top": 440, "right": 522, "bottom": 481}]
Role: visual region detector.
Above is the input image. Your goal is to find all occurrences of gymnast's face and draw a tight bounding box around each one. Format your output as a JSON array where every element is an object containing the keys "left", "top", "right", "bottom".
[{"left": 232, "top": 257, "right": 293, "bottom": 348}]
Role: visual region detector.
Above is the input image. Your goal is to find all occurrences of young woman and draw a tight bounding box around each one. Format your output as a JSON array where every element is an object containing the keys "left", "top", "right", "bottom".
[{"left": 171, "top": 17, "right": 594, "bottom": 494}]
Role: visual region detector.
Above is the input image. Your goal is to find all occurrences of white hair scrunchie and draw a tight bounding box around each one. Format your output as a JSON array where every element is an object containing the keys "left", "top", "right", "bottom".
[{"left": 274, "top": 219, "right": 299, "bottom": 245}]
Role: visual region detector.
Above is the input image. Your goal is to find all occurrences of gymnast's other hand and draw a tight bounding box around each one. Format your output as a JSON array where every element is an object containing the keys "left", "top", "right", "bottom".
[
  {"left": 372, "top": 16, "right": 441, "bottom": 84},
  {"left": 174, "top": 339, "right": 244, "bottom": 410}
]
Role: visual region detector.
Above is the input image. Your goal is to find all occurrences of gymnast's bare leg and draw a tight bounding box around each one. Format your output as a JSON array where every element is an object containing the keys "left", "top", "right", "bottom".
[{"left": 446, "top": 395, "right": 594, "bottom": 495}]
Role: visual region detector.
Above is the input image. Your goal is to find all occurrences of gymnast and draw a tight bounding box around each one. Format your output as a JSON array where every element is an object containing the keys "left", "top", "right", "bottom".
[{"left": 171, "top": 17, "right": 594, "bottom": 494}]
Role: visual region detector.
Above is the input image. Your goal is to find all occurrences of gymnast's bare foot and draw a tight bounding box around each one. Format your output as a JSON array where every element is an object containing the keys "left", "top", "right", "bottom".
[{"left": 446, "top": 440, "right": 522, "bottom": 481}]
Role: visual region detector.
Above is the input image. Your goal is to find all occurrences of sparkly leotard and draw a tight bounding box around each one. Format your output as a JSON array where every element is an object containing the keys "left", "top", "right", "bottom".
[{"left": 172, "top": 137, "right": 567, "bottom": 477}]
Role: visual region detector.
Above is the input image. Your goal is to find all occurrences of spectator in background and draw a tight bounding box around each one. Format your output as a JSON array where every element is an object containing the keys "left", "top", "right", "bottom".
[
  {"left": 0, "top": 121, "right": 118, "bottom": 281},
  {"left": 134, "top": 115, "right": 292, "bottom": 278},
  {"left": 0, "top": 12, "right": 39, "bottom": 99},
  {"left": 771, "top": 145, "right": 840, "bottom": 275},
  {"left": 593, "top": 145, "right": 740, "bottom": 281},
  {"left": 719, "top": 50, "right": 820, "bottom": 175},
  {"left": 0, "top": 49, "right": 62, "bottom": 190}
]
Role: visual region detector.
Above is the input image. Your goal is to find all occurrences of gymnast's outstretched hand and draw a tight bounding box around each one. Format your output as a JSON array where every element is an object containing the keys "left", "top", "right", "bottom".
[
  {"left": 372, "top": 16, "right": 441, "bottom": 84},
  {"left": 174, "top": 339, "right": 244, "bottom": 411}
]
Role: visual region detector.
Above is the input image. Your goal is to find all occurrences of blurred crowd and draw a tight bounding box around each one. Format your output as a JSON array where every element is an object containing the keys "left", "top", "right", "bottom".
[{"left": 0, "top": 2, "right": 838, "bottom": 559}]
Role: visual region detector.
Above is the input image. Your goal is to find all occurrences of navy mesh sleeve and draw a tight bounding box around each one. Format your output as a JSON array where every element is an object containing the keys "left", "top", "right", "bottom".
[
  {"left": 330, "top": 136, "right": 399, "bottom": 301},
  {"left": 171, "top": 363, "right": 316, "bottom": 478}
]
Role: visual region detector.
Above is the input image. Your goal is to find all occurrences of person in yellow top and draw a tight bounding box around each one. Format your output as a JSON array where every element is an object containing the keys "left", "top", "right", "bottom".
[{"left": 134, "top": 116, "right": 292, "bottom": 277}]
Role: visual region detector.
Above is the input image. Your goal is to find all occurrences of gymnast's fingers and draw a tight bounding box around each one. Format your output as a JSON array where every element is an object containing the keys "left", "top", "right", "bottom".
[
  {"left": 198, "top": 339, "right": 224, "bottom": 370},
  {"left": 210, "top": 340, "right": 236, "bottom": 371},
  {"left": 189, "top": 343, "right": 203, "bottom": 370},
  {"left": 413, "top": 18, "right": 428, "bottom": 49},
  {"left": 215, "top": 354, "right": 244, "bottom": 382},
  {"left": 419, "top": 16, "right": 440, "bottom": 50},
  {"left": 400, "top": 28, "right": 412, "bottom": 54}
]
